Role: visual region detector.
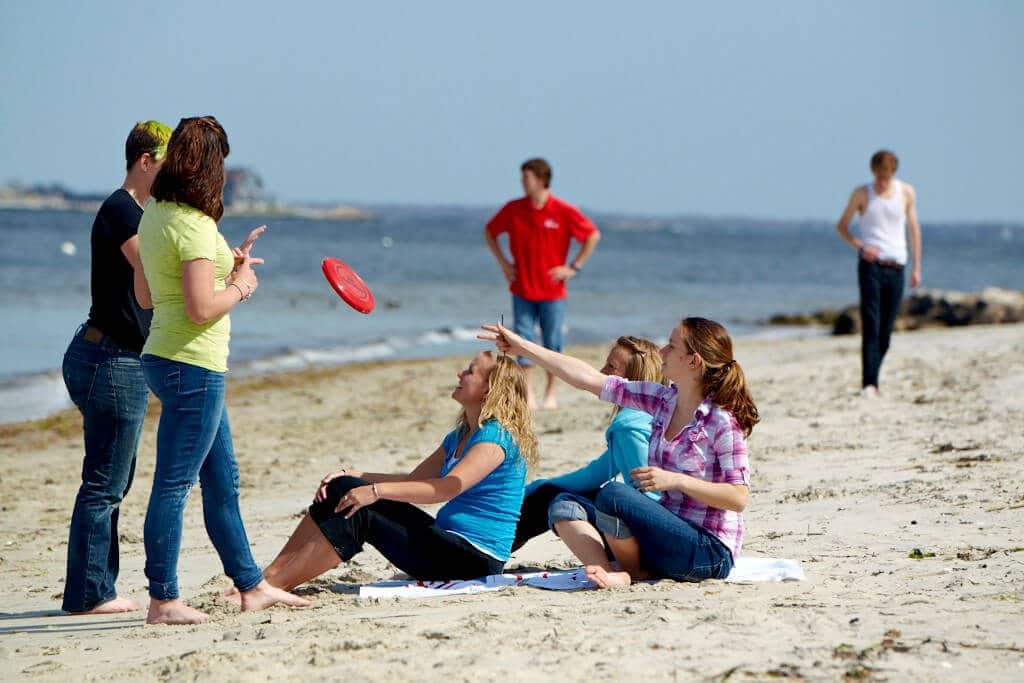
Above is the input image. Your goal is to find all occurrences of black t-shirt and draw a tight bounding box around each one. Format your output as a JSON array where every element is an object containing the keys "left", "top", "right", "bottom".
[{"left": 85, "top": 189, "right": 152, "bottom": 353}]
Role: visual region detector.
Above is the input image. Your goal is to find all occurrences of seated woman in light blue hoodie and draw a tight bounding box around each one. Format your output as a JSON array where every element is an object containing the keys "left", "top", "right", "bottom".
[{"left": 512, "top": 336, "right": 663, "bottom": 552}]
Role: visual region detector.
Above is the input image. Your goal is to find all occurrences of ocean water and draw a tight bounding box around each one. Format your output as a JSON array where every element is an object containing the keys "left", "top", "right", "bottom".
[{"left": 1, "top": 206, "right": 1021, "bottom": 423}]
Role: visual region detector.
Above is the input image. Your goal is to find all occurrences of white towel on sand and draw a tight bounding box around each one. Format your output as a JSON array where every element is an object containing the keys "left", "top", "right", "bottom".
[{"left": 357, "top": 556, "right": 804, "bottom": 600}]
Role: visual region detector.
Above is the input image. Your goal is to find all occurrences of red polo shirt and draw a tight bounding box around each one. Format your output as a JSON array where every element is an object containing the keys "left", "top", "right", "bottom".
[{"left": 486, "top": 194, "right": 598, "bottom": 301}]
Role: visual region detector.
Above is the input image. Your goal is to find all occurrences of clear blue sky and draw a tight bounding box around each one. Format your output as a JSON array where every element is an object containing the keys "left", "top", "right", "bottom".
[{"left": 1, "top": 1, "right": 1021, "bottom": 222}]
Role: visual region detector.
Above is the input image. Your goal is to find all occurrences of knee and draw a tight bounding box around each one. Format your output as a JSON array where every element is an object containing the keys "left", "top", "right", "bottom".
[
  {"left": 595, "top": 482, "right": 632, "bottom": 511},
  {"left": 526, "top": 482, "right": 563, "bottom": 506},
  {"left": 76, "top": 480, "right": 126, "bottom": 507},
  {"left": 547, "top": 495, "right": 589, "bottom": 532},
  {"left": 322, "top": 476, "right": 369, "bottom": 503},
  {"left": 151, "top": 478, "right": 195, "bottom": 503},
  {"left": 200, "top": 475, "right": 242, "bottom": 508}
]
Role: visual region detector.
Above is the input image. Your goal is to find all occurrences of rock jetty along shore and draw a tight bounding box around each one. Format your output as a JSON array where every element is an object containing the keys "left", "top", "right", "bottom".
[{"left": 769, "top": 288, "right": 1024, "bottom": 335}]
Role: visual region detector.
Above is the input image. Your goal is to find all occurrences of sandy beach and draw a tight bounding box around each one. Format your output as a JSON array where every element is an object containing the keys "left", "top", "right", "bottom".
[{"left": 1, "top": 325, "right": 1022, "bottom": 681}]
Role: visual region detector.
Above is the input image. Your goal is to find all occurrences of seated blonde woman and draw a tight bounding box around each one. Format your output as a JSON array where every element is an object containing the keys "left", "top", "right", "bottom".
[{"left": 255, "top": 352, "right": 539, "bottom": 588}]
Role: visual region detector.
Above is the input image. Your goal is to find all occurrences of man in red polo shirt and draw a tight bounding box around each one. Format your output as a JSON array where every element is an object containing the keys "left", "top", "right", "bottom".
[{"left": 484, "top": 158, "right": 601, "bottom": 409}]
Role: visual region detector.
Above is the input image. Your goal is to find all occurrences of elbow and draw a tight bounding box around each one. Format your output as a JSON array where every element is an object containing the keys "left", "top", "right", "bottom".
[
  {"left": 435, "top": 478, "right": 464, "bottom": 504},
  {"left": 582, "top": 373, "right": 608, "bottom": 396},
  {"left": 566, "top": 376, "right": 599, "bottom": 395},
  {"left": 134, "top": 286, "right": 153, "bottom": 310},
  {"left": 135, "top": 287, "right": 153, "bottom": 310},
  {"left": 185, "top": 303, "right": 212, "bottom": 325}
]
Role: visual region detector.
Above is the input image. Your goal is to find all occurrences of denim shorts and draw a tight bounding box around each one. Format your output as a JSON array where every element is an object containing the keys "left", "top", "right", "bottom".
[{"left": 512, "top": 295, "right": 566, "bottom": 367}]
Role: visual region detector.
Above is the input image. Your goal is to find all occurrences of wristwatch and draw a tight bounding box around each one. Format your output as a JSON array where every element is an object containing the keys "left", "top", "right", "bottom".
[{"left": 568, "top": 262, "right": 582, "bottom": 274}]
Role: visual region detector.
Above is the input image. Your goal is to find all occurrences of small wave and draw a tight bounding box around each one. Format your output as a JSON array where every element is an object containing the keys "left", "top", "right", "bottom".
[
  {"left": 0, "top": 322, "right": 793, "bottom": 424},
  {"left": 0, "top": 325, "right": 487, "bottom": 424},
  {"left": 415, "top": 326, "right": 481, "bottom": 345},
  {"left": 0, "top": 371, "right": 71, "bottom": 424},
  {"left": 233, "top": 325, "right": 483, "bottom": 377}
]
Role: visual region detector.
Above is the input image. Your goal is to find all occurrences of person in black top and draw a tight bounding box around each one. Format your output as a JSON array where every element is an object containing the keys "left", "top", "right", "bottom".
[{"left": 61, "top": 121, "right": 172, "bottom": 614}]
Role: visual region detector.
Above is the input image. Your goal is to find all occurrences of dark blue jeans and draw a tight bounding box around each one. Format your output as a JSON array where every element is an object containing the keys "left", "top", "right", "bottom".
[
  {"left": 595, "top": 482, "right": 733, "bottom": 581},
  {"left": 513, "top": 482, "right": 585, "bottom": 551},
  {"left": 141, "top": 355, "right": 262, "bottom": 600},
  {"left": 61, "top": 325, "right": 149, "bottom": 612},
  {"left": 858, "top": 258, "right": 905, "bottom": 388},
  {"left": 512, "top": 295, "right": 566, "bottom": 367}
]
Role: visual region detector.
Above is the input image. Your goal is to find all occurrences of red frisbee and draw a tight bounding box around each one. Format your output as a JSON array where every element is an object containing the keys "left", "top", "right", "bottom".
[{"left": 321, "top": 257, "right": 375, "bottom": 314}]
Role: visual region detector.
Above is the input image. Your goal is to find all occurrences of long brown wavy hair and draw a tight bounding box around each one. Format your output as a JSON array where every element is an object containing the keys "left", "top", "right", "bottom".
[
  {"left": 151, "top": 116, "right": 230, "bottom": 221},
  {"left": 609, "top": 336, "right": 664, "bottom": 420},
  {"left": 680, "top": 318, "right": 759, "bottom": 437},
  {"left": 456, "top": 353, "right": 539, "bottom": 473}
]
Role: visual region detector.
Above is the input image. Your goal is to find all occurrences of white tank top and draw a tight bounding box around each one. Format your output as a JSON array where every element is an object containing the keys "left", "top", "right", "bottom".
[{"left": 859, "top": 180, "right": 907, "bottom": 264}]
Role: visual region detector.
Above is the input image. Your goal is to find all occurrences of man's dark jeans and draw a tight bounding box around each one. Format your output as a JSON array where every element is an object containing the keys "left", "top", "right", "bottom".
[{"left": 858, "top": 258, "right": 905, "bottom": 388}]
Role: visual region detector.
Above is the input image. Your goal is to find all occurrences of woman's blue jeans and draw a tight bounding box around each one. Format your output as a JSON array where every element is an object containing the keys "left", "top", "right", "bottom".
[
  {"left": 141, "top": 355, "right": 262, "bottom": 600},
  {"left": 595, "top": 482, "right": 733, "bottom": 581},
  {"left": 61, "top": 325, "right": 148, "bottom": 612}
]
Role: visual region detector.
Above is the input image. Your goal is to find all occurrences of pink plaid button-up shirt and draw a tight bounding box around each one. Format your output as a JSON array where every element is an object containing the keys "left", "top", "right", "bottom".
[{"left": 600, "top": 376, "right": 751, "bottom": 558}]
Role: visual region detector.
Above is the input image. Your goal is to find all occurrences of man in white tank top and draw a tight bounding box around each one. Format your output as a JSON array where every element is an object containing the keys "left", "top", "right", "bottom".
[{"left": 836, "top": 150, "right": 923, "bottom": 396}]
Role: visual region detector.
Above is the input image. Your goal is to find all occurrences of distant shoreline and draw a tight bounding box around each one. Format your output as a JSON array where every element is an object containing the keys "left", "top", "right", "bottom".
[{"left": 0, "top": 198, "right": 371, "bottom": 221}]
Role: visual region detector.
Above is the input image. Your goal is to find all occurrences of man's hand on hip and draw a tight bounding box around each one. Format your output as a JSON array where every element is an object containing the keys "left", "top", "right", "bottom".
[
  {"left": 548, "top": 265, "right": 577, "bottom": 283},
  {"left": 501, "top": 261, "right": 517, "bottom": 283},
  {"left": 859, "top": 245, "right": 881, "bottom": 262}
]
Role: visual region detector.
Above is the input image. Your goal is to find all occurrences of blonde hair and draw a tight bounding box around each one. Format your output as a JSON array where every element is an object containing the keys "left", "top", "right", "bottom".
[
  {"left": 615, "top": 336, "right": 664, "bottom": 383},
  {"left": 609, "top": 336, "right": 665, "bottom": 420},
  {"left": 456, "top": 353, "right": 539, "bottom": 472}
]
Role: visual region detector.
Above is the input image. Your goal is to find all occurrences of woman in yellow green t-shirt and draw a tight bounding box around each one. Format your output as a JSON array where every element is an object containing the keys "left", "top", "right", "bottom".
[{"left": 137, "top": 116, "right": 308, "bottom": 625}]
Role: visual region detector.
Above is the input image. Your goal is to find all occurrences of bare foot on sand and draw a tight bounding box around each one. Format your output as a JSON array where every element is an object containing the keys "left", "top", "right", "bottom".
[
  {"left": 240, "top": 580, "right": 311, "bottom": 611},
  {"left": 146, "top": 599, "right": 210, "bottom": 625},
  {"left": 585, "top": 565, "right": 633, "bottom": 588},
  {"left": 219, "top": 587, "right": 242, "bottom": 607},
  {"left": 542, "top": 393, "right": 558, "bottom": 410},
  {"left": 67, "top": 596, "right": 142, "bottom": 615}
]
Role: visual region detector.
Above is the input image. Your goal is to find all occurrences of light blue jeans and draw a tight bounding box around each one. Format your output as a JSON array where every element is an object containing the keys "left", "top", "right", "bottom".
[
  {"left": 512, "top": 295, "right": 566, "bottom": 367},
  {"left": 547, "top": 491, "right": 635, "bottom": 540},
  {"left": 141, "top": 355, "right": 262, "bottom": 600}
]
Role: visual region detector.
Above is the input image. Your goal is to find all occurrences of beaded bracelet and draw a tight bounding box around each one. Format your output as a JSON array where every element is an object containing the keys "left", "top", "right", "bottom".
[{"left": 230, "top": 282, "right": 248, "bottom": 302}]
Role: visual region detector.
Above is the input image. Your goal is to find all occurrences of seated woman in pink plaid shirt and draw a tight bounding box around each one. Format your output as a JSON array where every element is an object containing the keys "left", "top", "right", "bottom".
[{"left": 480, "top": 317, "right": 758, "bottom": 587}]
